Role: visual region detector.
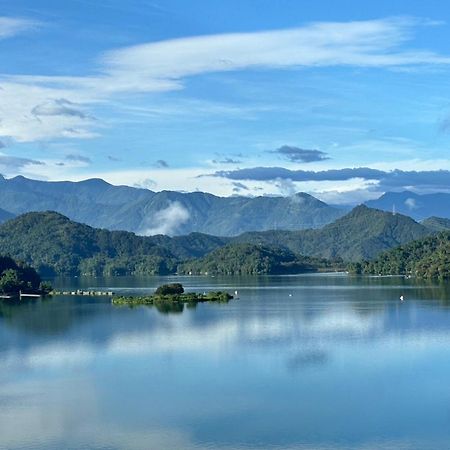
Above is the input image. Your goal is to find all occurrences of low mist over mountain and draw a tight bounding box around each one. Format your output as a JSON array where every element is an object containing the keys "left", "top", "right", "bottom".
[
  {"left": 365, "top": 191, "right": 450, "bottom": 221},
  {"left": 0, "top": 175, "right": 344, "bottom": 236}
]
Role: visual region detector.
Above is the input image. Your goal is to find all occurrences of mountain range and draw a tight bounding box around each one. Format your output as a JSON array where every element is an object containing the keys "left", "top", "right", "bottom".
[
  {"left": 0, "top": 205, "right": 436, "bottom": 276},
  {"left": 366, "top": 191, "right": 450, "bottom": 221},
  {"left": 232, "top": 205, "right": 431, "bottom": 261},
  {"left": 0, "top": 175, "right": 345, "bottom": 236},
  {"left": 2, "top": 175, "right": 450, "bottom": 240}
]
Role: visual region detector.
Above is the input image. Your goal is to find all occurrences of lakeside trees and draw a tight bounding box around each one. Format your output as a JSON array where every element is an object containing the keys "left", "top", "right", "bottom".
[
  {"left": 178, "top": 243, "right": 329, "bottom": 275},
  {"left": 354, "top": 232, "right": 450, "bottom": 280},
  {"left": 0, "top": 256, "right": 44, "bottom": 294}
]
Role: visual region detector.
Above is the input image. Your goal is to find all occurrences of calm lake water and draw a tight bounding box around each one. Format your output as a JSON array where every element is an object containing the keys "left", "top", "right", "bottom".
[{"left": 2, "top": 274, "right": 450, "bottom": 450}]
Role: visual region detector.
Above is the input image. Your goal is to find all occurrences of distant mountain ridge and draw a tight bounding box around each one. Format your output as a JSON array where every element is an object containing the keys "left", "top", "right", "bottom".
[
  {"left": 0, "top": 208, "right": 15, "bottom": 223},
  {"left": 365, "top": 191, "right": 450, "bottom": 221},
  {"left": 0, "top": 175, "right": 345, "bottom": 236}
]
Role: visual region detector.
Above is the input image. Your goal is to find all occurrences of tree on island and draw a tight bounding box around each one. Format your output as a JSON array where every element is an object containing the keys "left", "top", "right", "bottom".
[{"left": 155, "top": 283, "right": 185, "bottom": 295}]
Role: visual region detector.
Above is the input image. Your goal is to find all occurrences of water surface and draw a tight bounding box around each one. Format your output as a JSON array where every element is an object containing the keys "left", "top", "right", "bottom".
[{"left": 1, "top": 274, "right": 450, "bottom": 450}]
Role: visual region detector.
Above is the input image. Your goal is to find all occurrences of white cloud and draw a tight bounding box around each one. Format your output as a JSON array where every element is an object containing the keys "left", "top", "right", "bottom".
[
  {"left": 0, "top": 17, "right": 38, "bottom": 39},
  {"left": 405, "top": 197, "right": 418, "bottom": 209},
  {"left": 102, "top": 17, "right": 450, "bottom": 87},
  {"left": 3, "top": 17, "right": 450, "bottom": 143},
  {"left": 0, "top": 82, "right": 99, "bottom": 142},
  {"left": 139, "top": 201, "right": 190, "bottom": 236}
]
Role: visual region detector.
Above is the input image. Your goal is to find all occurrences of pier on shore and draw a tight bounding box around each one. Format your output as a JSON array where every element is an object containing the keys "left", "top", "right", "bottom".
[{"left": 51, "top": 289, "right": 115, "bottom": 296}]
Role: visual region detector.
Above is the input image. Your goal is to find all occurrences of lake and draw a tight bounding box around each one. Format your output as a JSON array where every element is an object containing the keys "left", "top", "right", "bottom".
[{"left": 1, "top": 274, "right": 450, "bottom": 450}]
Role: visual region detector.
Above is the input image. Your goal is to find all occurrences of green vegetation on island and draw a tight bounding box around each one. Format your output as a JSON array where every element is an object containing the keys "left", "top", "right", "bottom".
[{"left": 112, "top": 283, "right": 233, "bottom": 307}]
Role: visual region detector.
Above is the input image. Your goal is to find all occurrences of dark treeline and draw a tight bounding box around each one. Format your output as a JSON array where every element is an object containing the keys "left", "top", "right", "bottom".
[
  {"left": 0, "top": 207, "right": 447, "bottom": 279},
  {"left": 0, "top": 256, "right": 47, "bottom": 294},
  {"left": 178, "top": 243, "right": 336, "bottom": 275},
  {"left": 350, "top": 232, "right": 450, "bottom": 280}
]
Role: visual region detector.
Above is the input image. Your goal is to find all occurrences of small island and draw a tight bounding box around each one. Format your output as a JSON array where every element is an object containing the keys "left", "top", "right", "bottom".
[{"left": 112, "top": 283, "right": 234, "bottom": 306}]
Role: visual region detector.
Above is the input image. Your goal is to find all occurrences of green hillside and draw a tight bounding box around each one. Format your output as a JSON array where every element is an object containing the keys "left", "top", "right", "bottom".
[
  {"left": 0, "top": 211, "right": 225, "bottom": 276},
  {"left": 357, "top": 232, "right": 450, "bottom": 280},
  {"left": 178, "top": 243, "right": 330, "bottom": 275},
  {"left": 233, "top": 205, "right": 430, "bottom": 261},
  {"left": 0, "top": 206, "right": 431, "bottom": 277},
  {"left": 421, "top": 216, "right": 450, "bottom": 232}
]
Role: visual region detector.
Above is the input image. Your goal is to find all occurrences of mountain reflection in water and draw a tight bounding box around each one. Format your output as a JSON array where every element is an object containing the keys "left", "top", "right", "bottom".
[{"left": 1, "top": 274, "right": 450, "bottom": 450}]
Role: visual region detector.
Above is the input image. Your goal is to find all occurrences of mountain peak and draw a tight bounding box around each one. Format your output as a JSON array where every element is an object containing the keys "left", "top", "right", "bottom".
[
  {"left": 79, "top": 178, "right": 111, "bottom": 187},
  {"left": 0, "top": 174, "right": 344, "bottom": 235}
]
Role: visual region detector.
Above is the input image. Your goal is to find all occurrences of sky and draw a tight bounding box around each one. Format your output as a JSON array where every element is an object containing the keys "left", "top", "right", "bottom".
[{"left": 2, "top": 0, "right": 450, "bottom": 203}]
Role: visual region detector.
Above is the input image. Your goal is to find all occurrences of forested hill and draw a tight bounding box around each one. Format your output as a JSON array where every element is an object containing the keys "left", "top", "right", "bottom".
[
  {"left": 357, "top": 232, "right": 450, "bottom": 280},
  {"left": 0, "top": 211, "right": 227, "bottom": 276},
  {"left": 232, "top": 205, "right": 431, "bottom": 261},
  {"left": 178, "top": 243, "right": 332, "bottom": 275},
  {"left": 0, "top": 206, "right": 432, "bottom": 276},
  {"left": 421, "top": 216, "right": 450, "bottom": 232}
]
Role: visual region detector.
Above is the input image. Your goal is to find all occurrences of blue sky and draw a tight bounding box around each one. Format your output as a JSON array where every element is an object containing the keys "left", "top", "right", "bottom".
[{"left": 2, "top": 0, "right": 450, "bottom": 203}]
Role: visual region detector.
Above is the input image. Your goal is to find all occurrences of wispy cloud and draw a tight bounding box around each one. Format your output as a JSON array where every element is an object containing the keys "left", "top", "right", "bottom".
[
  {"left": 101, "top": 17, "right": 450, "bottom": 90},
  {"left": 0, "top": 17, "right": 39, "bottom": 39},
  {"left": 65, "top": 154, "right": 92, "bottom": 164},
  {"left": 212, "top": 157, "right": 242, "bottom": 164},
  {"left": 272, "top": 145, "right": 329, "bottom": 163},
  {"left": 32, "top": 98, "right": 89, "bottom": 119},
  {"left": 0, "top": 155, "right": 45, "bottom": 170},
  {"left": 133, "top": 177, "right": 157, "bottom": 189},
  {"left": 2, "top": 17, "right": 450, "bottom": 143},
  {"left": 155, "top": 159, "right": 169, "bottom": 168},
  {"left": 0, "top": 82, "right": 98, "bottom": 142},
  {"left": 438, "top": 117, "right": 450, "bottom": 133},
  {"left": 211, "top": 166, "right": 450, "bottom": 192},
  {"left": 231, "top": 181, "right": 249, "bottom": 193},
  {"left": 108, "top": 155, "right": 121, "bottom": 162}
]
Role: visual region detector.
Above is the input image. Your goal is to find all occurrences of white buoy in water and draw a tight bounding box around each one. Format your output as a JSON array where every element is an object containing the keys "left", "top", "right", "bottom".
[
  {"left": 234, "top": 290, "right": 238, "bottom": 297},
  {"left": 400, "top": 295, "right": 404, "bottom": 302},
  {"left": 289, "top": 293, "right": 292, "bottom": 297}
]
